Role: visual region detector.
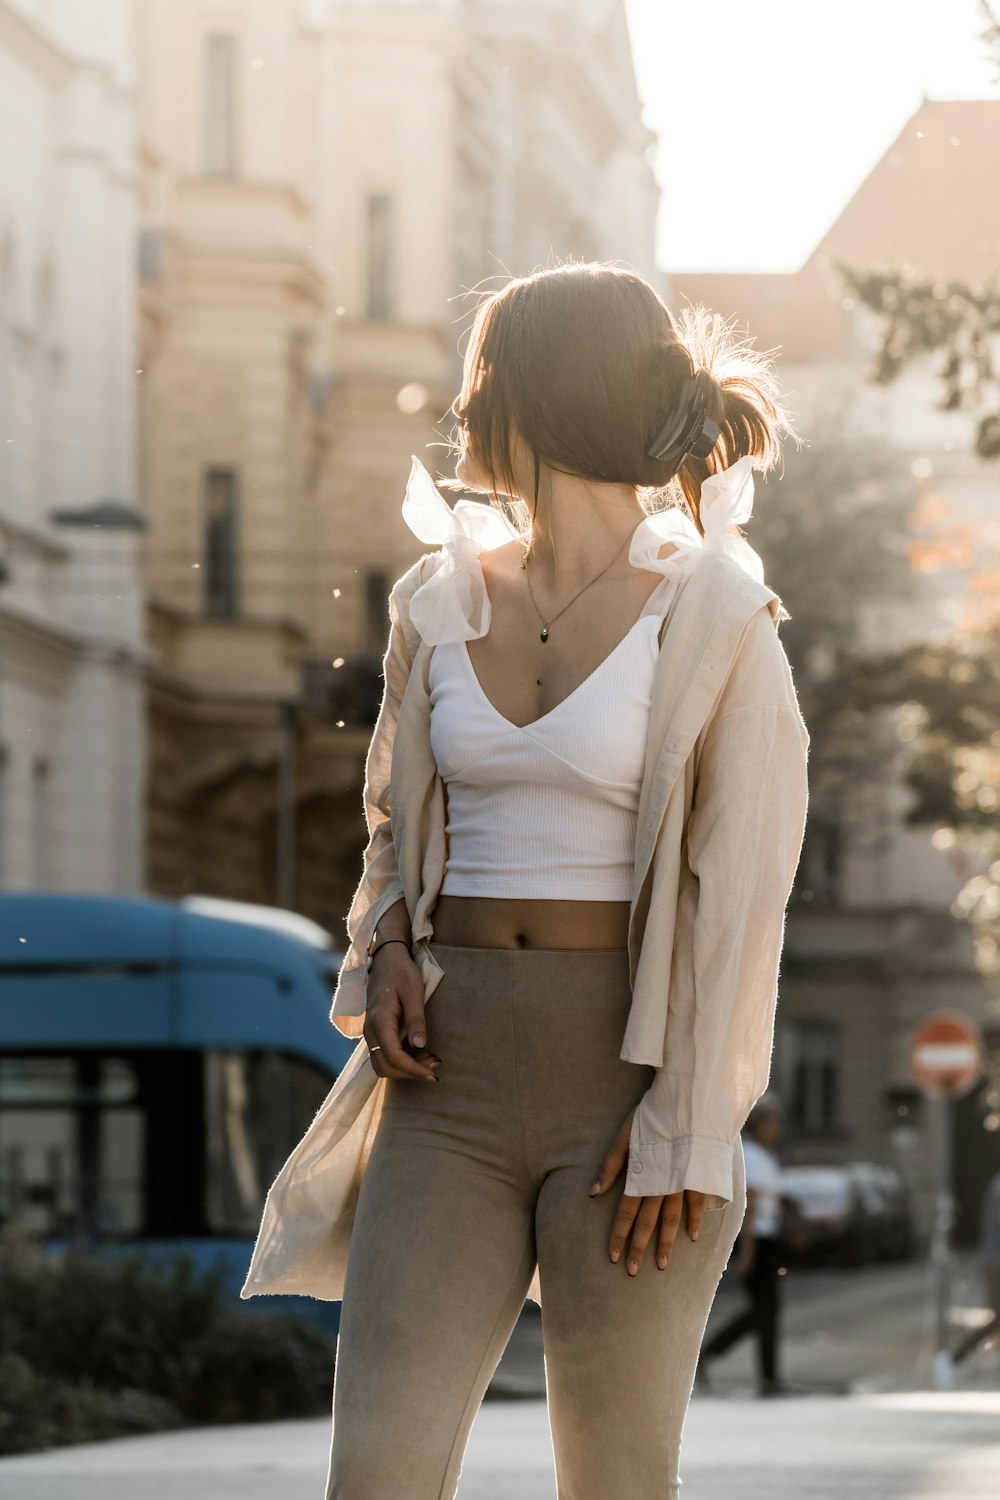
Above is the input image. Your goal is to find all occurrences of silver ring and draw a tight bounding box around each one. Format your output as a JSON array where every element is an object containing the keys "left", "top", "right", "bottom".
[{"left": 369, "top": 1045, "right": 382, "bottom": 1054}]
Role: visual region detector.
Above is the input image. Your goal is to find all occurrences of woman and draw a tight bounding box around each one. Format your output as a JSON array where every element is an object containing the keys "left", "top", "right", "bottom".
[{"left": 242, "top": 261, "right": 810, "bottom": 1499}]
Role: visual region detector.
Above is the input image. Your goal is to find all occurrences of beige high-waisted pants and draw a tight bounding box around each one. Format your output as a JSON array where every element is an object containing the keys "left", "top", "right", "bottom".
[{"left": 326, "top": 942, "right": 746, "bottom": 1500}]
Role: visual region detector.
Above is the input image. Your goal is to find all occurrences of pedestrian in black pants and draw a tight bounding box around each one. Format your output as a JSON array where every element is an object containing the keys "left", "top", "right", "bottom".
[
  {"left": 936, "top": 1167, "right": 1000, "bottom": 1385},
  {"left": 696, "top": 1094, "right": 790, "bottom": 1397}
]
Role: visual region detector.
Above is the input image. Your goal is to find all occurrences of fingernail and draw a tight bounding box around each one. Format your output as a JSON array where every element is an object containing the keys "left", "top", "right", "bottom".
[
  {"left": 628, "top": 1261, "right": 638, "bottom": 1276},
  {"left": 413, "top": 1033, "right": 425, "bottom": 1047},
  {"left": 691, "top": 1230, "right": 699, "bottom": 1242},
  {"left": 658, "top": 1257, "right": 668, "bottom": 1270},
  {"left": 589, "top": 1182, "right": 601, "bottom": 1196},
  {"left": 610, "top": 1249, "right": 620, "bottom": 1263}
]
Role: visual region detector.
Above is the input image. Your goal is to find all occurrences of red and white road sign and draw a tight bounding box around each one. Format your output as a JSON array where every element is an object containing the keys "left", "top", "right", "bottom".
[{"left": 910, "top": 1011, "right": 984, "bottom": 1100}]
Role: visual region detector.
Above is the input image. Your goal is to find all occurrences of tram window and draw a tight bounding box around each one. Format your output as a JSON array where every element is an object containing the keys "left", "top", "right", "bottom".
[
  {"left": 0, "top": 1055, "right": 143, "bottom": 1237},
  {"left": 204, "top": 1051, "right": 331, "bottom": 1236},
  {"left": 0, "top": 1057, "right": 136, "bottom": 1105}
]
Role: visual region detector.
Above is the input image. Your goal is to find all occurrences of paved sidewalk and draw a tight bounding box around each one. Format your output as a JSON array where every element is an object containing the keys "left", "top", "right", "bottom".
[
  {"left": 489, "top": 1254, "right": 1000, "bottom": 1401},
  {"left": 2, "top": 1389, "right": 1000, "bottom": 1499}
]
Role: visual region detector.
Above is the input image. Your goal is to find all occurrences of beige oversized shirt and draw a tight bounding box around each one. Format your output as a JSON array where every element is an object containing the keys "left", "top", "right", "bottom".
[{"left": 242, "top": 520, "right": 810, "bottom": 1308}]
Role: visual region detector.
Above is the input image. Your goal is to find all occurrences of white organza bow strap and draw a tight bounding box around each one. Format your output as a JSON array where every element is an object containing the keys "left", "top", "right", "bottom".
[
  {"left": 401, "top": 455, "right": 521, "bottom": 644},
  {"left": 628, "top": 454, "right": 766, "bottom": 587},
  {"left": 402, "top": 452, "right": 774, "bottom": 646}
]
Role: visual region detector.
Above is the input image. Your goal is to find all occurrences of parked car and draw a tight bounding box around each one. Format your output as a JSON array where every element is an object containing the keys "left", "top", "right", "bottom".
[
  {"left": 779, "top": 1165, "right": 879, "bottom": 1267},
  {"left": 844, "top": 1161, "right": 916, "bottom": 1261}
]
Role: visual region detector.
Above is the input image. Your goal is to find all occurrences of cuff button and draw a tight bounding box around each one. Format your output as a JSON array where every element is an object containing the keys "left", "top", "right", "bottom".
[{"left": 633, "top": 1162, "right": 643, "bottom": 1173}]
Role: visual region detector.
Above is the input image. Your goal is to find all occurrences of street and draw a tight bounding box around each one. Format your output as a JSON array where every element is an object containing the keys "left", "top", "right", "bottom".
[
  {"left": 3, "top": 1256, "right": 999, "bottom": 1499},
  {"left": 488, "top": 1249, "right": 1000, "bottom": 1399},
  {"left": 3, "top": 1391, "right": 999, "bottom": 1500}
]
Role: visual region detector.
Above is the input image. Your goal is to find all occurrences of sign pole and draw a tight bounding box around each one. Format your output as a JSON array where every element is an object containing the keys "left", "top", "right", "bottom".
[
  {"left": 908, "top": 1010, "right": 983, "bottom": 1392},
  {"left": 931, "top": 1096, "right": 956, "bottom": 1386}
]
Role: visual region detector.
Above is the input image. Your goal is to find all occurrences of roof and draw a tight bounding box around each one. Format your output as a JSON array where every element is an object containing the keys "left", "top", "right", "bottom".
[
  {"left": 669, "top": 98, "right": 1000, "bottom": 363},
  {"left": 0, "top": 891, "right": 334, "bottom": 969},
  {"left": 0, "top": 892, "right": 349, "bottom": 1072}
]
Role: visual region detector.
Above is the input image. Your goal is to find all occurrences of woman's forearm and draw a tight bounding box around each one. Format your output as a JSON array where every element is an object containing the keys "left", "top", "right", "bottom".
[{"left": 372, "top": 896, "right": 412, "bottom": 949}]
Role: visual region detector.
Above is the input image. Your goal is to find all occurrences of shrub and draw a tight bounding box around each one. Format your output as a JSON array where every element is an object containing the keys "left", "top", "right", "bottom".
[
  {"left": 0, "top": 1352, "right": 182, "bottom": 1456},
  {"left": 0, "top": 1227, "right": 335, "bottom": 1453}
]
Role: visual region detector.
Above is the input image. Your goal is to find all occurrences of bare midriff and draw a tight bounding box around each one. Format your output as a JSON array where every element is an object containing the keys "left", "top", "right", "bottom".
[{"left": 430, "top": 894, "right": 631, "bottom": 951}]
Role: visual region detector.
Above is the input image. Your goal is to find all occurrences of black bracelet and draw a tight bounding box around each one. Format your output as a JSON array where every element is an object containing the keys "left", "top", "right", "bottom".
[{"left": 368, "top": 936, "right": 412, "bottom": 965}]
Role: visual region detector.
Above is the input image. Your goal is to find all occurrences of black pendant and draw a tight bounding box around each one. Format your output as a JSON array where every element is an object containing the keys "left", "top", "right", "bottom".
[{"left": 540, "top": 626, "right": 549, "bottom": 643}]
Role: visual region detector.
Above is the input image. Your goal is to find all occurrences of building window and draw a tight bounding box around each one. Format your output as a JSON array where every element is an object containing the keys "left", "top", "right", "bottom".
[
  {"left": 31, "top": 757, "right": 51, "bottom": 887},
  {"left": 0, "top": 233, "right": 14, "bottom": 312},
  {"left": 364, "top": 569, "right": 389, "bottom": 651},
  {"left": 365, "top": 194, "right": 395, "bottom": 320},
  {"left": 788, "top": 1019, "right": 841, "bottom": 1134},
  {"left": 137, "top": 228, "right": 163, "bottom": 285},
  {"left": 204, "top": 33, "right": 239, "bottom": 177},
  {"left": 35, "top": 258, "right": 55, "bottom": 330},
  {"left": 794, "top": 809, "right": 843, "bottom": 908},
  {"left": 203, "top": 467, "right": 239, "bottom": 619}
]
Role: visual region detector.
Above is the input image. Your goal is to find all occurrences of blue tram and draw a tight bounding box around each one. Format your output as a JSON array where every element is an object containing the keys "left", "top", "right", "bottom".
[{"left": 0, "top": 891, "right": 352, "bottom": 1334}]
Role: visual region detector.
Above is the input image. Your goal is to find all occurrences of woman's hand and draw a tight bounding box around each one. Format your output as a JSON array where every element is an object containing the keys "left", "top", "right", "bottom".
[
  {"left": 364, "top": 946, "right": 441, "bottom": 1083},
  {"left": 590, "top": 1108, "right": 706, "bottom": 1275}
]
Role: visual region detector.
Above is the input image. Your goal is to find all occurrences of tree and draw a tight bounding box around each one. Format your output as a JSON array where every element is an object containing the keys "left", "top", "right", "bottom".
[
  {"left": 748, "top": 404, "right": 920, "bottom": 904},
  {"left": 833, "top": 1, "right": 1000, "bottom": 1125},
  {"left": 838, "top": 264, "right": 1000, "bottom": 461}
]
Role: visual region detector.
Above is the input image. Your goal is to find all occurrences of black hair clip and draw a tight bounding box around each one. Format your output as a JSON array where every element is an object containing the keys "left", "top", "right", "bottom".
[{"left": 646, "top": 377, "right": 721, "bottom": 473}]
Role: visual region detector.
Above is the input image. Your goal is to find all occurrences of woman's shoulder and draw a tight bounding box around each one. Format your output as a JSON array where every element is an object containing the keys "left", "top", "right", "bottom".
[
  {"left": 389, "top": 542, "right": 495, "bottom": 649},
  {"left": 667, "top": 551, "right": 805, "bottom": 735},
  {"left": 387, "top": 552, "right": 446, "bottom": 663},
  {"left": 392, "top": 457, "right": 521, "bottom": 646},
  {"left": 390, "top": 550, "right": 445, "bottom": 605},
  {"left": 668, "top": 549, "right": 785, "bottom": 649},
  {"left": 715, "top": 570, "right": 808, "bottom": 742}
]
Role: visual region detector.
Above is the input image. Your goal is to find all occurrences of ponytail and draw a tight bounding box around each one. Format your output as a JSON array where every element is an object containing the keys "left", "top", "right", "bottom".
[{"left": 666, "top": 305, "right": 796, "bottom": 532}]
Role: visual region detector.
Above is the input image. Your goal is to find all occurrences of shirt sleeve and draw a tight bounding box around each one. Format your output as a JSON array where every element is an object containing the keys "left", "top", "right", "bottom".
[
  {"left": 625, "top": 606, "right": 810, "bottom": 1206},
  {"left": 329, "top": 556, "right": 429, "bottom": 1035}
]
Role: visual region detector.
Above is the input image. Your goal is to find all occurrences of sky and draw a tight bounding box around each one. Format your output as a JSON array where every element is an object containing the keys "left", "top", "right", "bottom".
[{"left": 624, "top": 0, "right": 999, "bottom": 272}]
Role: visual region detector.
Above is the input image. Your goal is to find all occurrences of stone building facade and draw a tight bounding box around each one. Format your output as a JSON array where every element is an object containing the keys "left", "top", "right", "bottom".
[
  {"left": 136, "top": 0, "right": 659, "bottom": 932},
  {"left": 0, "top": 0, "right": 145, "bottom": 893}
]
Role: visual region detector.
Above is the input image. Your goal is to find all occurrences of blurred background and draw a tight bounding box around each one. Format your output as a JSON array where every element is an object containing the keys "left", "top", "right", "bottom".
[{"left": 1, "top": 0, "right": 1000, "bottom": 1464}]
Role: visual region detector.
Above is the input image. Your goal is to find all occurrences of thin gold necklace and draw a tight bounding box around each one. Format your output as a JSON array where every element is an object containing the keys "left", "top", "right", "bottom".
[{"left": 520, "top": 528, "right": 636, "bottom": 643}]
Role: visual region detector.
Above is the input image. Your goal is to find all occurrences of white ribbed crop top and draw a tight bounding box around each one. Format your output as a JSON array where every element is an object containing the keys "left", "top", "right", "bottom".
[
  {"left": 402, "top": 449, "right": 764, "bottom": 902},
  {"left": 428, "top": 574, "right": 672, "bottom": 900}
]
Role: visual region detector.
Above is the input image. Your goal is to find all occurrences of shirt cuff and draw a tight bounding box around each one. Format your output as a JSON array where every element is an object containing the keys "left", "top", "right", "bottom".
[
  {"left": 329, "top": 961, "right": 368, "bottom": 1036},
  {"left": 624, "top": 1130, "right": 736, "bottom": 1208},
  {"left": 329, "top": 881, "right": 408, "bottom": 1036}
]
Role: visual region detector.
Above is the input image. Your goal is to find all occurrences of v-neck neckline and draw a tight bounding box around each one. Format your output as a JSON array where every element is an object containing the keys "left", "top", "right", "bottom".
[{"left": 460, "top": 576, "right": 669, "bottom": 733}]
